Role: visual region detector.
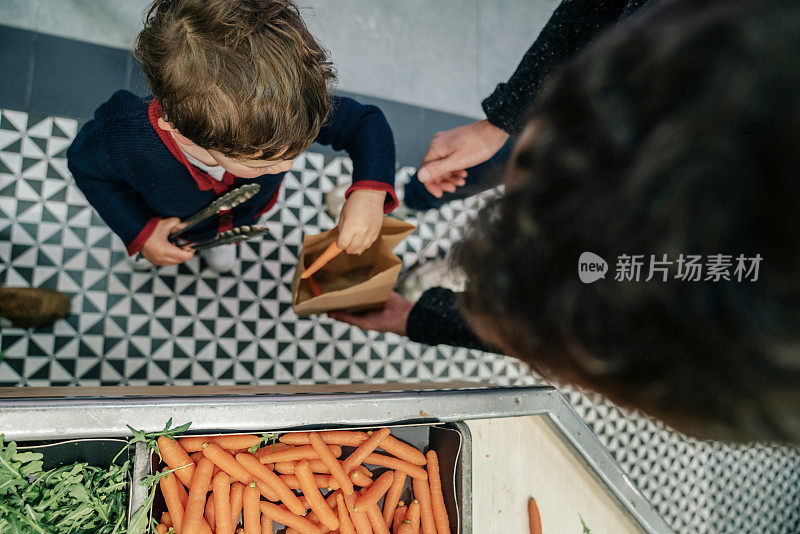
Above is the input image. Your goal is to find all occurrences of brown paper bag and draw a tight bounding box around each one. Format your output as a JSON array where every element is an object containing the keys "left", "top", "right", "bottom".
[{"left": 292, "top": 217, "right": 416, "bottom": 316}]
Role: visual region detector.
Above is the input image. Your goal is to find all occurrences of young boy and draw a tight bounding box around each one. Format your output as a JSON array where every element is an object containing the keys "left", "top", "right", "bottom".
[{"left": 67, "top": 0, "right": 397, "bottom": 273}]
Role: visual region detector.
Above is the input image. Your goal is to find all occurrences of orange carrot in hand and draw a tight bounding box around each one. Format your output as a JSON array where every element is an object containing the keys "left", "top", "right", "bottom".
[
  {"left": 260, "top": 502, "right": 319, "bottom": 534},
  {"left": 213, "top": 472, "right": 234, "bottom": 534},
  {"left": 243, "top": 482, "right": 261, "bottom": 534},
  {"left": 301, "top": 241, "right": 343, "bottom": 279},
  {"left": 411, "top": 478, "right": 435, "bottom": 534},
  {"left": 296, "top": 459, "right": 339, "bottom": 530},
  {"left": 159, "top": 472, "right": 185, "bottom": 533},
  {"left": 426, "top": 451, "right": 450, "bottom": 534},
  {"left": 309, "top": 431, "right": 354, "bottom": 495},
  {"left": 184, "top": 457, "right": 214, "bottom": 534},
  {"left": 354, "top": 471, "right": 394, "bottom": 512},
  {"left": 158, "top": 436, "right": 196, "bottom": 487},
  {"left": 382, "top": 471, "right": 407, "bottom": 526}
]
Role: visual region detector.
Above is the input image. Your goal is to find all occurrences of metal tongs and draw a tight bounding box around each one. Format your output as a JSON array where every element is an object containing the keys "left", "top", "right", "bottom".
[{"left": 168, "top": 184, "right": 269, "bottom": 250}]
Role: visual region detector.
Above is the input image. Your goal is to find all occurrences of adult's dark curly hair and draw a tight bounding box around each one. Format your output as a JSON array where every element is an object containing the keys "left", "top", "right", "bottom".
[{"left": 454, "top": 0, "right": 800, "bottom": 442}]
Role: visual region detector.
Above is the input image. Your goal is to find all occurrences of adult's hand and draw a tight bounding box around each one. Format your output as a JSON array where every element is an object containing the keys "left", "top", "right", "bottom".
[
  {"left": 417, "top": 119, "right": 510, "bottom": 198},
  {"left": 328, "top": 291, "right": 413, "bottom": 336}
]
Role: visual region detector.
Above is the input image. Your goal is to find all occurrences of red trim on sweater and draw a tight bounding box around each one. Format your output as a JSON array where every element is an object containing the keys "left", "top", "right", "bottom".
[
  {"left": 217, "top": 209, "right": 234, "bottom": 233},
  {"left": 345, "top": 180, "right": 398, "bottom": 213},
  {"left": 127, "top": 216, "right": 161, "bottom": 256},
  {"left": 255, "top": 186, "right": 282, "bottom": 219},
  {"left": 147, "top": 99, "right": 236, "bottom": 195}
]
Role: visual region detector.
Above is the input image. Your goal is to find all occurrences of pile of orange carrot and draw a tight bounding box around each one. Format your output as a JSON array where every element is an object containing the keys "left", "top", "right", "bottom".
[{"left": 153, "top": 428, "right": 452, "bottom": 534}]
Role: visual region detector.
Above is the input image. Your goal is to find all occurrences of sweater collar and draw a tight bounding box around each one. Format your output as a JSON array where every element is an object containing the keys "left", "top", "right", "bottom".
[{"left": 147, "top": 99, "right": 237, "bottom": 194}]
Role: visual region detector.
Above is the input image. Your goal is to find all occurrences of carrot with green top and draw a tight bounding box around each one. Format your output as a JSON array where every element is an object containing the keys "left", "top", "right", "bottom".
[
  {"left": 235, "top": 452, "right": 306, "bottom": 516},
  {"left": 296, "top": 459, "right": 339, "bottom": 530},
  {"left": 382, "top": 471, "right": 407, "bottom": 526},
  {"left": 364, "top": 454, "right": 427, "bottom": 480},
  {"left": 426, "top": 451, "right": 450, "bottom": 534},
  {"left": 183, "top": 457, "right": 214, "bottom": 534},
  {"left": 260, "top": 502, "right": 319, "bottom": 534},
  {"left": 301, "top": 241, "right": 343, "bottom": 279},
  {"left": 159, "top": 471, "right": 185, "bottom": 533},
  {"left": 158, "top": 436, "right": 196, "bottom": 487},
  {"left": 309, "top": 431, "right": 354, "bottom": 495}
]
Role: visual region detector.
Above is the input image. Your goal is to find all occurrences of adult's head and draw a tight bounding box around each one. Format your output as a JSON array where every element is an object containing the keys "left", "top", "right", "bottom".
[{"left": 455, "top": 0, "right": 800, "bottom": 442}]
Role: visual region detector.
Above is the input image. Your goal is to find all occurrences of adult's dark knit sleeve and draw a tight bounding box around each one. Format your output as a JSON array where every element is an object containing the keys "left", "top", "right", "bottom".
[
  {"left": 67, "top": 118, "right": 157, "bottom": 255},
  {"left": 314, "top": 95, "right": 398, "bottom": 212},
  {"left": 406, "top": 287, "right": 493, "bottom": 352},
  {"left": 481, "top": 0, "right": 647, "bottom": 135}
]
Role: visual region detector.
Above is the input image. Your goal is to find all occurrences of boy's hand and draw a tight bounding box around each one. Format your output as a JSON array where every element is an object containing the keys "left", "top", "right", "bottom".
[
  {"left": 140, "top": 217, "right": 195, "bottom": 266},
  {"left": 337, "top": 189, "right": 386, "bottom": 254}
]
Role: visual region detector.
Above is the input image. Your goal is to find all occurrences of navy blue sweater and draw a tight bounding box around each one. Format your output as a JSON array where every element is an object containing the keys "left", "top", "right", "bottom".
[{"left": 67, "top": 91, "right": 397, "bottom": 255}]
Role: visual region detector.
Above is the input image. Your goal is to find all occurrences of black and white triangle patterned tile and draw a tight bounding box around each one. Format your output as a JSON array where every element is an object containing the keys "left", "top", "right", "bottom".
[{"left": 1, "top": 108, "right": 799, "bottom": 532}]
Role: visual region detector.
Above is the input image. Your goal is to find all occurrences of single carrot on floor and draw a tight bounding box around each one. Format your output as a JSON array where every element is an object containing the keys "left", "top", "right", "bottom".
[
  {"left": 411, "top": 478, "right": 436, "bottom": 534},
  {"left": 230, "top": 482, "right": 245, "bottom": 528},
  {"left": 309, "top": 431, "right": 354, "bottom": 495},
  {"left": 382, "top": 471, "right": 407, "bottom": 526},
  {"left": 260, "top": 502, "right": 319, "bottom": 534},
  {"left": 379, "top": 436, "right": 427, "bottom": 466},
  {"left": 159, "top": 472, "right": 185, "bottom": 533},
  {"left": 158, "top": 436, "right": 196, "bottom": 487},
  {"left": 337, "top": 492, "right": 357, "bottom": 534},
  {"left": 426, "top": 451, "right": 450, "bottom": 534},
  {"left": 243, "top": 482, "right": 262, "bottom": 534},
  {"left": 301, "top": 241, "right": 343, "bottom": 279},
  {"left": 354, "top": 471, "right": 394, "bottom": 512},
  {"left": 528, "top": 497, "right": 542, "bottom": 534},
  {"left": 406, "top": 500, "right": 420, "bottom": 534},
  {"left": 213, "top": 472, "right": 234, "bottom": 534},
  {"left": 183, "top": 457, "right": 214, "bottom": 534},
  {"left": 364, "top": 453, "right": 427, "bottom": 480},
  {"left": 296, "top": 459, "right": 339, "bottom": 530},
  {"left": 235, "top": 452, "right": 306, "bottom": 515}
]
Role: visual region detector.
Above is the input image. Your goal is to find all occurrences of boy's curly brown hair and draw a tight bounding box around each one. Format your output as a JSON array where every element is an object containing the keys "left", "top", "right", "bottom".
[{"left": 135, "top": 0, "right": 336, "bottom": 159}]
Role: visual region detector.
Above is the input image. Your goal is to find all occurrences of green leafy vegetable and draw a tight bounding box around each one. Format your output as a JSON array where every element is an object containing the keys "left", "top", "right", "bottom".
[
  {"left": 248, "top": 432, "right": 277, "bottom": 454},
  {"left": 0, "top": 435, "right": 129, "bottom": 533}
]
